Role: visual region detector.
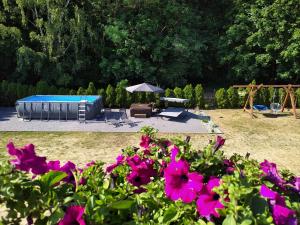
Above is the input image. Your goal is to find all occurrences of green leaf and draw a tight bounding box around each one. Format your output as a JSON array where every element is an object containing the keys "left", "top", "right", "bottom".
[
  {"left": 240, "top": 219, "right": 252, "bottom": 225},
  {"left": 110, "top": 200, "right": 134, "bottom": 210},
  {"left": 103, "top": 179, "right": 109, "bottom": 190},
  {"left": 40, "top": 171, "right": 67, "bottom": 187},
  {"left": 162, "top": 206, "right": 179, "bottom": 224},
  {"left": 222, "top": 214, "right": 236, "bottom": 225},
  {"left": 47, "top": 208, "right": 64, "bottom": 225}
]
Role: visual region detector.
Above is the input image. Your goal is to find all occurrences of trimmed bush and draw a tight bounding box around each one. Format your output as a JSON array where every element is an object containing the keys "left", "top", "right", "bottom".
[
  {"left": 183, "top": 84, "right": 194, "bottom": 108},
  {"left": 36, "top": 81, "right": 50, "bottom": 94},
  {"left": 194, "top": 84, "right": 204, "bottom": 108},
  {"left": 49, "top": 86, "right": 58, "bottom": 95},
  {"left": 86, "top": 82, "right": 97, "bottom": 95},
  {"left": 97, "top": 88, "right": 106, "bottom": 106},
  {"left": 77, "top": 87, "right": 86, "bottom": 95},
  {"left": 173, "top": 87, "right": 183, "bottom": 98},
  {"left": 165, "top": 88, "right": 173, "bottom": 97},
  {"left": 215, "top": 88, "right": 228, "bottom": 108},
  {"left": 106, "top": 84, "right": 115, "bottom": 108},
  {"left": 69, "top": 89, "right": 76, "bottom": 95},
  {"left": 115, "top": 80, "right": 128, "bottom": 107},
  {"left": 237, "top": 88, "right": 247, "bottom": 107},
  {"left": 227, "top": 87, "right": 239, "bottom": 108}
]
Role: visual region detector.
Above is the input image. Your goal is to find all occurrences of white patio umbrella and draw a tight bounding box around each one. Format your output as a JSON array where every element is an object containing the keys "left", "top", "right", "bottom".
[{"left": 125, "top": 82, "right": 164, "bottom": 93}]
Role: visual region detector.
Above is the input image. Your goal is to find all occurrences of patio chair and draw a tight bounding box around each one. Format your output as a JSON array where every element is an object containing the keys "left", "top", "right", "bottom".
[
  {"left": 104, "top": 108, "right": 121, "bottom": 127},
  {"left": 119, "top": 108, "right": 135, "bottom": 127}
]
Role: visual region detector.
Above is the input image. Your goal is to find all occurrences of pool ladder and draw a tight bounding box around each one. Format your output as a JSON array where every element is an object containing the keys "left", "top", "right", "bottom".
[{"left": 78, "top": 101, "right": 87, "bottom": 123}]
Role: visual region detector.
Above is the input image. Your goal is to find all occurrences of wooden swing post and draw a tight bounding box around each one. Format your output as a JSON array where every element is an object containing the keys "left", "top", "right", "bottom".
[{"left": 232, "top": 84, "right": 300, "bottom": 119}]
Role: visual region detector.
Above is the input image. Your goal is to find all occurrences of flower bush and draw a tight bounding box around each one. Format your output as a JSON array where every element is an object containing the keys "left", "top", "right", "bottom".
[{"left": 0, "top": 127, "right": 299, "bottom": 224}]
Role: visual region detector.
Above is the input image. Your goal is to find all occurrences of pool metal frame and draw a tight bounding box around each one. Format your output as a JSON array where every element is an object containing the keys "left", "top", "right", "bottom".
[{"left": 16, "top": 95, "right": 103, "bottom": 121}]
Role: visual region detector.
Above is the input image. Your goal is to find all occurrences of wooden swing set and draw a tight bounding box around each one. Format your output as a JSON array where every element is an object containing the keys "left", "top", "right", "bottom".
[{"left": 232, "top": 84, "right": 300, "bottom": 119}]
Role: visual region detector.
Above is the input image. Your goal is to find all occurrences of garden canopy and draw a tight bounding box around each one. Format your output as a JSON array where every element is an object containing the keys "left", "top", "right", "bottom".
[{"left": 126, "top": 83, "right": 164, "bottom": 93}]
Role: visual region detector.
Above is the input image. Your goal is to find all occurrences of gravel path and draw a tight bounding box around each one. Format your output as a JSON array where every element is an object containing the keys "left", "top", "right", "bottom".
[{"left": 0, "top": 107, "right": 221, "bottom": 133}]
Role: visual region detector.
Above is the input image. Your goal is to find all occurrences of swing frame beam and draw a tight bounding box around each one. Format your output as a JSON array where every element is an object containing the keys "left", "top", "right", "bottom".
[{"left": 232, "top": 84, "right": 300, "bottom": 119}]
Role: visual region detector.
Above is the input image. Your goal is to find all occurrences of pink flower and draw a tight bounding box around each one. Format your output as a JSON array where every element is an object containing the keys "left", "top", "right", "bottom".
[
  {"left": 47, "top": 160, "right": 76, "bottom": 185},
  {"left": 260, "top": 160, "right": 285, "bottom": 188},
  {"left": 260, "top": 185, "right": 298, "bottom": 225},
  {"left": 260, "top": 184, "right": 285, "bottom": 206},
  {"left": 272, "top": 204, "right": 298, "bottom": 225},
  {"left": 126, "top": 155, "right": 156, "bottom": 187},
  {"left": 127, "top": 171, "right": 152, "bottom": 186},
  {"left": 196, "top": 177, "right": 224, "bottom": 218},
  {"left": 85, "top": 161, "right": 95, "bottom": 168},
  {"left": 7, "top": 142, "right": 48, "bottom": 175},
  {"left": 58, "top": 205, "right": 86, "bottom": 225},
  {"left": 170, "top": 146, "right": 180, "bottom": 162},
  {"left": 106, "top": 155, "right": 125, "bottom": 173},
  {"left": 140, "top": 135, "right": 151, "bottom": 148},
  {"left": 164, "top": 160, "right": 203, "bottom": 203},
  {"left": 214, "top": 136, "right": 225, "bottom": 151},
  {"left": 290, "top": 177, "right": 300, "bottom": 194},
  {"left": 223, "top": 159, "right": 235, "bottom": 174}
]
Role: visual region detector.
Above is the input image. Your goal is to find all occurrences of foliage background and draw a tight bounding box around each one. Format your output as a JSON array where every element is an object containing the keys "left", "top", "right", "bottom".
[{"left": 0, "top": 0, "right": 299, "bottom": 89}]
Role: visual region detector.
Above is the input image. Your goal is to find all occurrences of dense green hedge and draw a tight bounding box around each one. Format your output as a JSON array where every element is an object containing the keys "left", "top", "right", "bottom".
[{"left": 1, "top": 80, "right": 300, "bottom": 109}]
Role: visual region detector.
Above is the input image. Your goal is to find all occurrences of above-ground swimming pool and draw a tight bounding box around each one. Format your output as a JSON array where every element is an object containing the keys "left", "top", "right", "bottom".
[{"left": 16, "top": 95, "right": 103, "bottom": 120}]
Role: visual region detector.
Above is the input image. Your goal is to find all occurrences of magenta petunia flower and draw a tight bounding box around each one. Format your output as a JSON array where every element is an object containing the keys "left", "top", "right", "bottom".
[
  {"left": 106, "top": 155, "right": 125, "bottom": 173},
  {"left": 127, "top": 171, "right": 152, "bottom": 186},
  {"left": 58, "top": 205, "right": 86, "bottom": 225},
  {"left": 164, "top": 160, "right": 203, "bottom": 203},
  {"left": 260, "top": 185, "right": 298, "bottom": 225},
  {"left": 47, "top": 160, "right": 77, "bottom": 185},
  {"left": 140, "top": 135, "right": 151, "bottom": 148},
  {"left": 7, "top": 142, "right": 48, "bottom": 175},
  {"left": 260, "top": 160, "right": 285, "bottom": 188},
  {"left": 223, "top": 159, "right": 235, "bottom": 174},
  {"left": 290, "top": 177, "right": 300, "bottom": 193},
  {"left": 170, "top": 146, "right": 180, "bottom": 162},
  {"left": 214, "top": 136, "right": 225, "bottom": 151},
  {"left": 126, "top": 155, "right": 156, "bottom": 187},
  {"left": 260, "top": 184, "right": 285, "bottom": 206},
  {"left": 196, "top": 177, "right": 224, "bottom": 218},
  {"left": 272, "top": 204, "right": 298, "bottom": 225}
]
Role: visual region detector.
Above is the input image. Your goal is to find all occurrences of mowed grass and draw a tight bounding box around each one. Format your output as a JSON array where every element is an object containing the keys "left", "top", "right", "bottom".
[{"left": 0, "top": 109, "right": 299, "bottom": 174}]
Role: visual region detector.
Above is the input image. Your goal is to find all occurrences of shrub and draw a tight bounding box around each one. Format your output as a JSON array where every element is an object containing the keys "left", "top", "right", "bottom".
[
  {"left": 215, "top": 88, "right": 228, "bottom": 108},
  {"left": 97, "top": 88, "right": 106, "bottom": 106},
  {"left": 126, "top": 92, "right": 133, "bottom": 107},
  {"left": 1, "top": 128, "right": 299, "bottom": 224},
  {"left": 257, "top": 88, "right": 269, "bottom": 105},
  {"left": 77, "top": 87, "right": 86, "bottom": 95},
  {"left": 69, "top": 89, "right": 76, "bottom": 95},
  {"left": 268, "top": 87, "right": 275, "bottom": 104},
  {"left": 135, "top": 92, "right": 146, "bottom": 103},
  {"left": 49, "top": 85, "right": 58, "bottom": 95},
  {"left": 165, "top": 88, "right": 173, "bottom": 97},
  {"left": 237, "top": 88, "right": 247, "bottom": 107},
  {"left": 194, "top": 84, "right": 204, "bottom": 108},
  {"left": 36, "top": 80, "right": 50, "bottom": 94},
  {"left": 115, "top": 80, "right": 128, "bottom": 107},
  {"left": 183, "top": 84, "right": 194, "bottom": 108},
  {"left": 173, "top": 87, "right": 183, "bottom": 98},
  {"left": 227, "top": 87, "right": 239, "bottom": 108},
  {"left": 105, "top": 84, "right": 115, "bottom": 108},
  {"left": 146, "top": 92, "right": 155, "bottom": 103},
  {"left": 86, "top": 82, "right": 97, "bottom": 95}
]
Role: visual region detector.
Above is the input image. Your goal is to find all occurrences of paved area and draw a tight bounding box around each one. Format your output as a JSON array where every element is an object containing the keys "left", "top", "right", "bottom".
[{"left": 0, "top": 107, "right": 222, "bottom": 133}]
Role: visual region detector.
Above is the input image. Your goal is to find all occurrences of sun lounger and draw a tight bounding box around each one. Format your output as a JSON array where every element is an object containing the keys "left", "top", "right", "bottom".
[
  {"left": 157, "top": 107, "right": 186, "bottom": 118},
  {"left": 104, "top": 108, "right": 121, "bottom": 127},
  {"left": 119, "top": 109, "right": 135, "bottom": 127}
]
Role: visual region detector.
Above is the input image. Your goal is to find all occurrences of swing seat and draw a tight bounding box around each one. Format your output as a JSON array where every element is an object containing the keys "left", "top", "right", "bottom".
[
  {"left": 253, "top": 104, "right": 269, "bottom": 111},
  {"left": 270, "top": 103, "right": 281, "bottom": 114}
]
